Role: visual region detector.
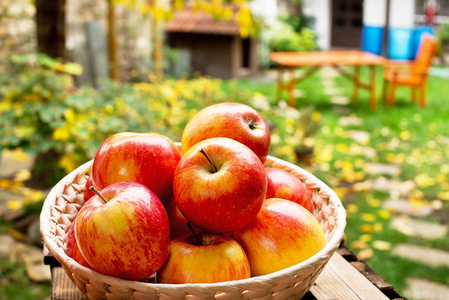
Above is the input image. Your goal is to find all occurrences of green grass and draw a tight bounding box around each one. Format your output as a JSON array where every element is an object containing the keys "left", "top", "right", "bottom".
[
  {"left": 0, "top": 259, "right": 51, "bottom": 300},
  {"left": 224, "top": 66, "right": 449, "bottom": 298}
]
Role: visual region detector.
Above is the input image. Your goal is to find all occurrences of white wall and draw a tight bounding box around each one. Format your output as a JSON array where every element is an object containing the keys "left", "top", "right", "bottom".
[
  {"left": 302, "top": 0, "right": 331, "bottom": 50},
  {"left": 389, "top": 0, "right": 415, "bottom": 28},
  {"left": 363, "top": 0, "right": 386, "bottom": 26}
]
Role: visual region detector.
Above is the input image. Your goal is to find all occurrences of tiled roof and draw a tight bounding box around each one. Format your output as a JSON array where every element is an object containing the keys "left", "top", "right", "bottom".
[{"left": 165, "top": 7, "right": 240, "bottom": 35}]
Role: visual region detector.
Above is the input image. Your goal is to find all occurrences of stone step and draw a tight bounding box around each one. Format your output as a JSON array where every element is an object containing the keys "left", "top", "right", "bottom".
[
  {"left": 383, "top": 199, "right": 433, "bottom": 218},
  {"left": 390, "top": 215, "right": 448, "bottom": 239},
  {"left": 373, "top": 177, "right": 416, "bottom": 197},
  {"left": 347, "top": 130, "right": 370, "bottom": 144},
  {"left": 0, "top": 149, "right": 35, "bottom": 178},
  {"left": 404, "top": 277, "right": 449, "bottom": 300},
  {"left": 330, "top": 95, "right": 350, "bottom": 105},
  {"left": 365, "top": 163, "right": 401, "bottom": 176},
  {"left": 392, "top": 244, "right": 449, "bottom": 268}
]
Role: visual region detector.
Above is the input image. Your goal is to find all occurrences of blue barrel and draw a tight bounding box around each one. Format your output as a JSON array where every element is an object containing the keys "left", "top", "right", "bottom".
[
  {"left": 388, "top": 28, "right": 414, "bottom": 60},
  {"left": 411, "top": 26, "right": 435, "bottom": 59},
  {"left": 362, "top": 25, "right": 384, "bottom": 55}
]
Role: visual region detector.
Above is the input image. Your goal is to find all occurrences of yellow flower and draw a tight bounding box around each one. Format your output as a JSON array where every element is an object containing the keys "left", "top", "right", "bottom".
[
  {"left": 13, "top": 169, "right": 31, "bottom": 182},
  {"left": 59, "top": 154, "right": 78, "bottom": 173},
  {"left": 0, "top": 179, "right": 13, "bottom": 189},
  {"left": 64, "top": 108, "right": 76, "bottom": 123},
  {"left": 52, "top": 126, "right": 71, "bottom": 141},
  {"left": 7, "top": 199, "right": 23, "bottom": 211}
]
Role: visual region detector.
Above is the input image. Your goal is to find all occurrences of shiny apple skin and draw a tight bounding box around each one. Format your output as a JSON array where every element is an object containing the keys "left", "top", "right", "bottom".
[
  {"left": 75, "top": 181, "right": 171, "bottom": 281},
  {"left": 92, "top": 132, "right": 182, "bottom": 205},
  {"left": 265, "top": 168, "right": 314, "bottom": 213},
  {"left": 66, "top": 219, "right": 91, "bottom": 269},
  {"left": 166, "top": 196, "right": 200, "bottom": 240},
  {"left": 181, "top": 102, "right": 271, "bottom": 163},
  {"left": 83, "top": 175, "right": 96, "bottom": 202},
  {"left": 174, "top": 138, "right": 267, "bottom": 234},
  {"left": 157, "top": 232, "right": 250, "bottom": 284},
  {"left": 233, "top": 198, "right": 326, "bottom": 277}
]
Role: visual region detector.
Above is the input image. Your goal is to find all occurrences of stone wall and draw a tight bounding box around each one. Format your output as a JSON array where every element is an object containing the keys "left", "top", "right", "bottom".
[
  {"left": 0, "top": 0, "right": 36, "bottom": 72},
  {"left": 0, "top": 0, "right": 153, "bottom": 82}
]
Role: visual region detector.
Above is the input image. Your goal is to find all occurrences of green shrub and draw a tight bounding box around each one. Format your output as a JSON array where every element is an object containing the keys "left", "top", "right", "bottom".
[
  {"left": 0, "top": 54, "right": 227, "bottom": 187},
  {"left": 264, "top": 18, "right": 318, "bottom": 53}
]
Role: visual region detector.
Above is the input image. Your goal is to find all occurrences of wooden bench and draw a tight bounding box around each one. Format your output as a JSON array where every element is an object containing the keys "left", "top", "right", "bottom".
[{"left": 44, "top": 245, "right": 405, "bottom": 299}]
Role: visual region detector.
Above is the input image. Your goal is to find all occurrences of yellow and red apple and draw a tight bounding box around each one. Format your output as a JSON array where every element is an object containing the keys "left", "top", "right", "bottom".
[
  {"left": 83, "top": 175, "right": 96, "bottom": 202},
  {"left": 265, "top": 167, "right": 314, "bottom": 213},
  {"left": 66, "top": 219, "right": 91, "bottom": 269},
  {"left": 92, "top": 132, "right": 181, "bottom": 205},
  {"left": 181, "top": 102, "right": 271, "bottom": 163},
  {"left": 165, "top": 196, "right": 201, "bottom": 240},
  {"left": 75, "top": 181, "right": 171, "bottom": 281},
  {"left": 157, "top": 231, "right": 250, "bottom": 284},
  {"left": 233, "top": 198, "right": 326, "bottom": 276},
  {"left": 174, "top": 137, "right": 267, "bottom": 234}
]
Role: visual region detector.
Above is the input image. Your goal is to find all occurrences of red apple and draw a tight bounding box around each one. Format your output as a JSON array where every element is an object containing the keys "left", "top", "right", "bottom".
[
  {"left": 75, "top": 181, "right": 171, "bottom": 281},
  {"left": 83, "top": 175, "right": 96, "bottom": 202},
  {"left": 92, "top": 132, "right": 181, "bottom": 205},
  {"left": 265, "top": 167, "right": 314, "bottom": 213},
  {"left": 181, "top": 102, "right": 271, "bottom": 163},
  {"left": 166, "top": 196, "right": 200, "bottom": 240},
  {"left": 157, "top": 231, "right": 250, "bottom": 284},
  {"left": 66, "top": 219, "right": 91, "bottom": 269},
  {"left": 233, "top": 198, "right": 326, "bottom": 276},
  {"left": 174, "top": 137, "right": 267, "bottom": 234}
]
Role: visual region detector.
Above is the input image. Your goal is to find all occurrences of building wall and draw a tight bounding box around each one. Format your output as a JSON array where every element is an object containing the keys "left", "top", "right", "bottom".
[{"left": 302, "top": 0, "right": 331, "bottom": 50}]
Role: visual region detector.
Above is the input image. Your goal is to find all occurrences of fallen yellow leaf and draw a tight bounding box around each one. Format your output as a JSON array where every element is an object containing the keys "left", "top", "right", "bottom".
[
  {"left": 373, "top": 240, "right": 392, "bottom": 251},
  {"left": 357, "top": 248, "right": 374, "bottom": 261}
]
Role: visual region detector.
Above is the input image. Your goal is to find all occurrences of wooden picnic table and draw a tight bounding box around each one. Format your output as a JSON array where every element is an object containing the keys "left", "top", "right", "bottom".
[
  {"left": 44, "top": 244, "right": 405, "bottom": 299},
  {"left": 270, "top": 51, "right": 387, "bottom": 110}
]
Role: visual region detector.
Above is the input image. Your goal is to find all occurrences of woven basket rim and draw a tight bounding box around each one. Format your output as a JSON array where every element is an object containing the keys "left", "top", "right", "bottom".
[{"left": 40, "top": 155, "right": 346, "bottom": 293}]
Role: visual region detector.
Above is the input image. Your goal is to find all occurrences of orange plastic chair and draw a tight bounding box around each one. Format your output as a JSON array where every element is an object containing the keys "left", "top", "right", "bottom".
[{"left": 381, "top": 33, "right": 437, "bottom": 108}]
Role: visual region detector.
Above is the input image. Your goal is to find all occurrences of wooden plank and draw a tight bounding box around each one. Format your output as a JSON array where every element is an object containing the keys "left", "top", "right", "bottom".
[
  {"left": 350, "top": 261, "right": 402, "bottom": 299},
  {"left": 51, "top": 267, "right": 86, "bottom": 300},
  {"left": 310, "top": 253, "right": 390, "bottom": 300}
]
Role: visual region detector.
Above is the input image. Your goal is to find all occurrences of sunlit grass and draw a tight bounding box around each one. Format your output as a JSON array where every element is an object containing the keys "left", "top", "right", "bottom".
[{"left": 226, "top": 66, "right": 449, "bottom": 297}]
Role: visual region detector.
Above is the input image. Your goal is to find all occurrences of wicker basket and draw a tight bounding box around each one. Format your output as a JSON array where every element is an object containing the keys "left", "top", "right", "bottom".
[{"left": 40, "top": 153, "right": 346, "bottom": 300}]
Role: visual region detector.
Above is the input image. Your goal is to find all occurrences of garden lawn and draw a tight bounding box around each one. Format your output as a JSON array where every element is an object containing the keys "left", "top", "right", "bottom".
[{"left": 223, "top": 66, "right": 449, "bottom": 298}]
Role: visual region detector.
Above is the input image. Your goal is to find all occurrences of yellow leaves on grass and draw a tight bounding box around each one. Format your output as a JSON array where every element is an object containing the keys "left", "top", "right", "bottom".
[
  {"left": 361, "top": 213, "right": 377, "bottom": 223},
  {"left": 360, "top": 223, "right": 383, "bottom": 234}
]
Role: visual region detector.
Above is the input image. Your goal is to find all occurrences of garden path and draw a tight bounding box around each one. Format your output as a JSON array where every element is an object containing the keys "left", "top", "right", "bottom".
[{"left": 318, "top": 66, "right": 449, "bottom": 300}]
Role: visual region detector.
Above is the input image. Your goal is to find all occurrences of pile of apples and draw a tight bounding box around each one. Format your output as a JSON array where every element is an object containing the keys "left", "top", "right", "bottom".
[{"left": 66, "top": 102, "right": 326, "bottom": 284}]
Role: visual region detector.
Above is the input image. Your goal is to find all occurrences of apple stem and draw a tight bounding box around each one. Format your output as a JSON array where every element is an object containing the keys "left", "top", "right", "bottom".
[
  {"left": 186, "top": 222, "right": 202, "bottom": 246},
  {"left": 89, "top": 186, "right": 107, "bottom": 204},
  {"left": 247, "top": 118, "right": 257, "bottom": 130},
  {"left": 199, "top": 148, "right": 218, "bottom": 173}
]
